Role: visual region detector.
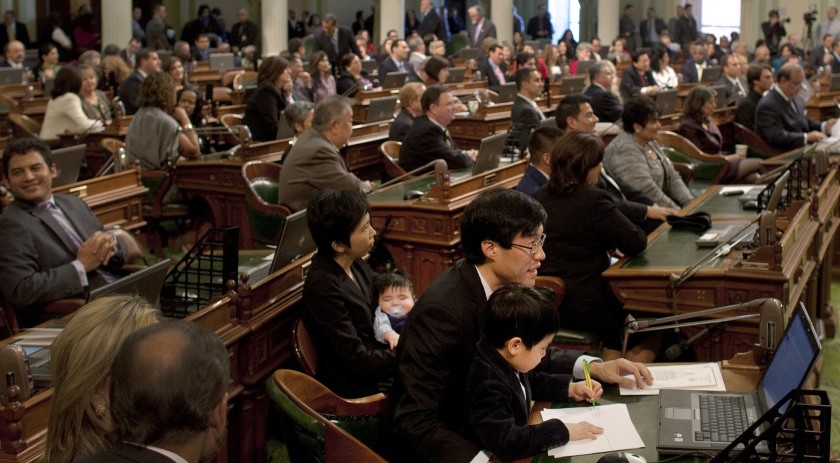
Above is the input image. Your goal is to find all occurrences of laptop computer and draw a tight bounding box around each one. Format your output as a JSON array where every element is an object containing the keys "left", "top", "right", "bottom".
[
  {"left": 655, "top": 89, "right": 677, "bottom": 116},
  {"left": 556, "top": 76, "right": 586, "bottom": 95},
  {"left": 575, "top": 59, "right": 595, "bottom": 77},
  {"left": 365, "top": 96, "right": 398, "bottom": 123},
  {"left": 458, "top": 48, "right": 480, "bottom": 60},
  {"left": 361, "top": 59, "right": 377, "bottom": 75},
  {"left": 277, "top": 108, "right": 295, "bottom": 139},
  {"left": 381, "top": 71, "right": 408, "bottom": 89},
  {"left": 51, "top": 144, "right": 86, "bottom": 187},
  {"left": 269, "top": 210, "right": 316, "bottom": 274},
  {"left": 740, "top": 169, "right": 789, "bottom": 211},
  {"left": 710, "top": 84, "right": 727, "bottom": 109},
  {"left": 88, "top": 258, "right": 172, "bottom": 308},
  {"left": 657, "top": 302, "right": 821, "bottom": 454},
  {"left": 472, "top": 132, "right": 507, "bottom": 175},
  {"left": 700, "top": 65, "right": 722, "bottom": 83},
  {"left": 494, "top": 83, "right": 517, "bottom": 104},
  {"left": 209, "top": 53, "right": 235, "bottom": 70},
  {"left": 445, "top": 67, "right": 466, "bottom": 83},
  {"left": 0, "top": 68, "right": 25, "bottom": 85}
]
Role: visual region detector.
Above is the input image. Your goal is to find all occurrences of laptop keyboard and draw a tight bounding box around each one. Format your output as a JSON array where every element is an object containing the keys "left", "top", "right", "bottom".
[{"left": 696, "top": 395, "right": 749, "bottom": 442}]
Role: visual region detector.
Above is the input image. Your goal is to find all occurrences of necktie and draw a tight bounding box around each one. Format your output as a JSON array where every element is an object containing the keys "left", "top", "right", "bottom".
[
  {"left": 495, "top": 65, "right": 505, "bottom": 84},
  {"left": 640, "top": 71, "right": 646, "bottom": 86},
  {"left": 398, "top": 61, "right": 406, "bottom": 72},
  {"left": 6, "top": 24, "right": 14, "bottom": 41},
  {"left": 474, "top": 24, "right": 481, "bottom": 45},
  {"left": 444, "top": 129, "right": 454, "bottom": 147},
  {"left": 331, "top": 34, "right": 338, "bottom": 54},
  {"left": 44, "top": 202, "right": 118, "bottom": 283}
]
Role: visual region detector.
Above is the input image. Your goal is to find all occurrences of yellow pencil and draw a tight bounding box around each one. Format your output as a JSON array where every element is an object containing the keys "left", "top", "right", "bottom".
[{"left": 583, "top": 359, "right": 595, "bottom": 406}]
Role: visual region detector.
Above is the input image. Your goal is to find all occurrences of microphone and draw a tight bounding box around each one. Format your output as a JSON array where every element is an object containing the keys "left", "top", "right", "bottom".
[
  {"left": 374, "top": 159, "right": 448, "bottom": 191},
  {"left": 664, "top": 327, "right": 710, "bottom": 360},
  {"left": 341, "top": 78, "right": 364, "bottom": 97}
]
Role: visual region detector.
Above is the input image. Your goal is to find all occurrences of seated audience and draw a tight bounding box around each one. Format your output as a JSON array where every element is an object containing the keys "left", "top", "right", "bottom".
[
  {"left": 619, "top": 50, "right": 660, "bottom": 103},
  {"left": 285, "top": 54, "right": 312, "bottom": 102},
  {"left": 117, "top": 48, "right": 161, "bottom": 115},
  {"left": 162, "top": 56, "right": 187, "bottom": 91},
  {"left": 482, "top": 43, "right": 509, "bottom": 92},
  {"left": 678, "top": 86, "right": 761, "bottom": 183},
  {"left": 100, "top": 54, "right": 132, "bottom": 92},
  {"left": 421, "top": 56, "right": 451, "bottom": 85},
  {"left": 607, "top": 37, "right": 631, "bottom": 63},
  {"left": 734, "top": 63, "right": 773, "bottom": 131},
  {"left": 389, "top": 82, "right": 426, "bottom": 142},
  {"left": 584, "top": 61, "right": 622, "bottom": 123},
  {"left": 277, "top": 96, "right": 373, "bottom": 211},
  {"left": 44, "top": 295, "right": 161, "bottom": 463},
  {"left": 125, "top": 72, "right": 200, "bottom": 170},
  {"left": 716, "top": 54, "right": 747, "bottom": 105},
  {"left": 0, "top": 138, "right": 129, "bottom": 327},
  {"left": 407, "top": 36, "right": 426, "bottom": 72},
  {"left": 41, "top": 66, "right": 104, "bottom": 140},
  {"left": 176, "top": 86, "right": 212, "bottom": 154},
  {"left": 604, "top": 97, "right": 693, "bottom": 209},
  {"left": 78, "top": 64, "right": 112, "bottom": 124},
  {"left": 77, "top": 322, "right": 229, "bottom": 463},
  {"left": 650, "top": 44, "right": 677, "bottom": 89},
  {"left": 373, "top": 271, "right": 415, "bottom": 350},
  {"left": 0, "top": 40, "right": 27, "bottom": 70},
  {"left": 191, "top": 33, "right": 211, "bottom": 61},
  {"left": 510, "top": 67, "right": 546, "bottom": 152},
  {"left": 36, "top": 43, "right": 61, "bottom": 82},
  {"left": 336, "top": 53, "right": 377, "bottom": 97},
  {"left": 515, "top": 126, "right": 562, "bottom": 197},
  {"left": 680, "top": 40, "right": 707, "bottom": 84},
  {"left": 755, "top": 63, "right": 834, "bottom": 151},
  {"left": 278, "top": 100, "right": 315, "bottom": 163},
  {"left": 378, "top": 39, "right": 417, "bottom": 81},
  {"left": 308, "top": 50, "right": 337, "bottom": 103},
  {"left": 399, "top": 85, "right": 477, "bottom": 172},
  {"left": 242, "top": 56, "right": 291, "bottom": 142},
  {"left": 392, "top": 188, "right": 654, "bottom": 462},
  {"left": 303, "top": 189, "right": 396, "bottom": 397},
  {"left": 537, "top": 131, "right": 653, "bottom": 361},
  {"left": 466, "top": 284, "right": 603, "bottom": 461},
  {"left": 542, "top": 44, "right": 563, "bottom": 81},
  {"left": 569, "top": 42, "right": 592, "bottom": 75}
]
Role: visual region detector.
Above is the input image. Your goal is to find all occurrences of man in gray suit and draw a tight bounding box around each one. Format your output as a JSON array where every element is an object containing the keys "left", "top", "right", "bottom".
[
  {"left": 277, "top": 96, "right": 373, "bottom": 212},
  {"left": 0, "top": 138, "right": 128, "bottom": 327},
  {"left": 467, "top": 5, "right": 496, "bottom": 49}
]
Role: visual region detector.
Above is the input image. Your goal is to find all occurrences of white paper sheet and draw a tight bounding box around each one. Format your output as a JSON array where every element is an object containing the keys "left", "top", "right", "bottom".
[
  {"left": 541, "top": 404, "right": 644, "bottom": 458},
  {"left": 619, "top": 363, "right": 726, "bottom": 396},
  {"left": 719, "top": 186, "right": 761, "bottom": 196}
]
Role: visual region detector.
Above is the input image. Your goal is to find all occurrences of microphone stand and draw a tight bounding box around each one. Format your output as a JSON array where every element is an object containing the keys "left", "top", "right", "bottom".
[
  {"left": 621, "top": 298, "right": 784, "bottom": 364},
  {"left": 374, "top": 159, "right": 448, "bottom": 192}
]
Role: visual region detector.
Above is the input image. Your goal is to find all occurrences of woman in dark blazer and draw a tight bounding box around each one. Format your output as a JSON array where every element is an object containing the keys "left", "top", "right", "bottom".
[
  {"left": 242, "top": 56, "right": 290, "bottom": 141},
  {"left": 535, "top": 131, "right": 655, "bottom": 362},
  {"left": 302, "top": 190, "right": 396, "bottom": 398},
  {"left": 677, "top": 86, "right": 761, "bottom": 183},
  {"left": 336, "top": 52, "right": 377, "bottom": 97}
]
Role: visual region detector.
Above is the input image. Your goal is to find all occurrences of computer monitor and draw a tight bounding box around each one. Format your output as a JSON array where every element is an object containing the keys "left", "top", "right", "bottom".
[
  {"left": 89, "top": 259, "right": 172, "bottom": 307},
  {"left": 209, "top": 53, "right": 235, "bottom": 70},
  {"left": 269, "top": 210, "right": 316, "bottom": 274}
]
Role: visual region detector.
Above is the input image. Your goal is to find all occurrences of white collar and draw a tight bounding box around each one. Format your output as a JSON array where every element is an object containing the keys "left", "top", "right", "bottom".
[{"left": 475, "top": 265, "right": 493, "bottom": 300}]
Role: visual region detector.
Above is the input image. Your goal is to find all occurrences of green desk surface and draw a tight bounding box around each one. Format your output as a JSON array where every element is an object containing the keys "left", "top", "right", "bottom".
[
  {"left": 367, "top": 168, "right": 473, "bottom": 203},
  {"left": 686, "top": 186, "right": 763, "bottom": 219},
  {"left": 620, "top": 220, "right": 751, "bottom": 270}
]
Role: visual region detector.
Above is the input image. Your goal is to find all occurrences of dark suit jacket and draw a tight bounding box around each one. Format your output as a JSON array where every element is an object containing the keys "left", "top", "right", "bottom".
[
  {"left": 526, "top": 15, "right": 553, "bottom": 40},
  {"left": 312, "top": 25, "right": 360, "bottom": 68},
  {"left": 400, "top": 115, "right": 474, "bottom": 172},
  {"left": 0, "top": 21, "right": 30, "bottom": 49},
  {"left": 303, "top": 253, "right": 396, "bottom": 398},
  {"left": 242, "top": 82, "right": 286, "bottom": 142},
  {"left": 829, "top": 52, "right": 840, "bottom": 74},
  {"left": 536, "top": 185, "right": 646, "bottom": 346},
  {"left": 598, "top": 168, "right": 658, "bottom": 234},
  {"left": 755, "top": 87, "right": 821, "bottom": 151},
  {"left": 469, "top": 19, "right": 497, "bottom": 48},
  {"left": 232, "top": 20, "right": 259, "bottom": 47},
  {"left": 511, "top": 95, "right": 543, "bottom": 150},
  {"left": 76, "top": 444, "right": 177, "bottom": 463},
  {"left": 681, "top": 57, "right": 699, "bottom": 83},
  {"left": 0, "top": 195, "right": 127, "bottom": 327},
  {"left": 389, "top": 108, "right": 415, "bottom": 142},
  {"left": 676, "top": 116, "right": 722, "bottom": 154},
  {"left": 620, "top": 14, "right": 637, "bottom": 51},
  {"left": 117, "top": 70, "right": 144, "bottom": 115},
  {"left": 393, "top": 260, "right": 583, "bottom": 463},
  {"left": 481, "top": 60, "right": 507, "bottom": 92},
  {"left": 734, "top": 90, "right": 761, "bottom": 131},
  {"left": 515, "top": 164, "right": 547, "bottom": 197},
  {"left": 377, "top": 57, "right": 418, "bottom": 82},
  {"left": 640, "top": 18, "right": 667, "bottom": 47},
  {"left": 417, "top": 9, "right": 447, "bottom": 42},
  {"left": 466, "top": 339, "right": 571, "bottom": 462},
  {"left": 716, "top": 75, "right": 748, "bottom": 104},
  {"left": 675, "top": 15, "right": 698, "bottom": 45},
  {"left": 619, "top": 65, "right": 655, "bottom": 103},
  {"left": 810, "top": 46, "right": 832, "bottom": 69},
  {"left": 584, "top": 83, "right": 623, "bottom": 122}
]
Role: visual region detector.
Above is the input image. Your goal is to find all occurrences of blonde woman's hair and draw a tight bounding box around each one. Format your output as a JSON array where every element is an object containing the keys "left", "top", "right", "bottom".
[{"left": 42, "top": 295, "right": 161, "bottom": 463}]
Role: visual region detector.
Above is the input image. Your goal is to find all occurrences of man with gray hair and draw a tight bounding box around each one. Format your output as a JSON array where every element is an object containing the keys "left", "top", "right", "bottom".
[
  {"left": 278, "top": 96, "right": 373, "bottom": 211},
  {"left": 407, "top": 36, "right": 427, "bottom": 72},
  {"left": 77, "top": 322, "right": 230, "bottom": 463},
  {"left": 583, "top": 61, "right": 623, "bottom": 122},
  {"left": 467, "top": 5, "right": 496, "bottom": 49}
]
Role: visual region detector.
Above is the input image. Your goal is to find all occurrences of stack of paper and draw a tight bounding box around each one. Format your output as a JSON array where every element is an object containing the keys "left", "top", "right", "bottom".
[
  {"left": 619, "top": 362, "right": 725, "bottom": 396},
  {"left": 540, "top": 404, "right": 644, "bottom": 458}
]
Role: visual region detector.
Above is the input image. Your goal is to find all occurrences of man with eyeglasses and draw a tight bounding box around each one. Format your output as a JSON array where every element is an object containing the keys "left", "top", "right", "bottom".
[
  {"left": 755, "top": 62, "right": 835, "bottom": 151},
  {"left": 399, "top": 84, "right": 477, "bottom": 172},
  {"left": 393, "top": 188, "right": 654, "bottom": 463}
]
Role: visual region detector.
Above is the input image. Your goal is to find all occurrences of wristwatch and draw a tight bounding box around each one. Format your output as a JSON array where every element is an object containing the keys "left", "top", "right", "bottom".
[{"left": 182, "top": 123, "right": 194, "bottom": 132}]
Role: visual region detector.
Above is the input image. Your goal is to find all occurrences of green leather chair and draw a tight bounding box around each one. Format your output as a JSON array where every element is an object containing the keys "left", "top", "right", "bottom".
[
  {"left": 242, "top": 161, "right": 292, "bottom": 246},
  {"left": 447, "top": 32, "right": 470, "bottom": 58},
  {"left": 535, "top": 276, "right": 601, "bottom": 355},
  {"left": 658, "top": 131, "right": 728, "bottom": 185},
  {"left": 266, "top": 369, "right": 388, "bottom": 463}
]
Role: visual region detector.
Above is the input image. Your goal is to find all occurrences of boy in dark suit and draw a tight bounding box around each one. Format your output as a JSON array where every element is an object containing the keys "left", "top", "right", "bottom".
[{"left": 466, "top": 284, "right": 603, "bottom": 461}]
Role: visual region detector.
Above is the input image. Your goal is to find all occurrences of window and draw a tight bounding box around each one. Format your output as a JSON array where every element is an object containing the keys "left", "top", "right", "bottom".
[{"left": 700, "top": 0, "right": 741, "bottom": 39}]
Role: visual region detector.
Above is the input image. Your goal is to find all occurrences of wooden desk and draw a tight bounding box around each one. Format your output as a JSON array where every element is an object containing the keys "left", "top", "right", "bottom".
[
  {"left": 52, "top": 168, "right": 148, "bottom": 232},
  {"left": 0, "top": 252, "right": 313, "bottom": 463},
  {"left": 805, "top": 89, "right": 840, "bottom": 121},
  {"left": 604, "top": 167, "right": 840, "bottom": 361},
  {"left": 448, "top": 99, "right": 554, "bottom": 150},
  {"left": 58, "top": 118, "right": 131, "bottom": 177},
  {"left": 522, "top": 363, "right": 761, "bottom": 463},
  {"left": 368, "top": 160, "right": 527, "bottom": 294}
]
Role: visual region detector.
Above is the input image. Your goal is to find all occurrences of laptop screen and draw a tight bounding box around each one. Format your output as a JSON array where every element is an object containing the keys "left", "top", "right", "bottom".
[
  {"left": 757, "top": 303, "right": 820, "bottom": 411},
  {"left": 269, "top": 210, "right": 316, "bottom": 274}
]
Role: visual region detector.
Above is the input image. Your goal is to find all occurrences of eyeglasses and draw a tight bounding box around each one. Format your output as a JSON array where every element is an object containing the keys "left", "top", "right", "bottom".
[{"left": 510, "top": 234, "right": 546, "bottom": 255}]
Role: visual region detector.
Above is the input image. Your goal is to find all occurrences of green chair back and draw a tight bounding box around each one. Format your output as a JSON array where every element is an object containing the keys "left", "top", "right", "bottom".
[
  {"left": 266, "top": 377, "right": 326, "bottom": 463},
  {"left": 661, "top": 146, "right": 725, "bottom": 183},
  {"left": 447, "top": 33, "right": 469, "bottom": 58}
]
